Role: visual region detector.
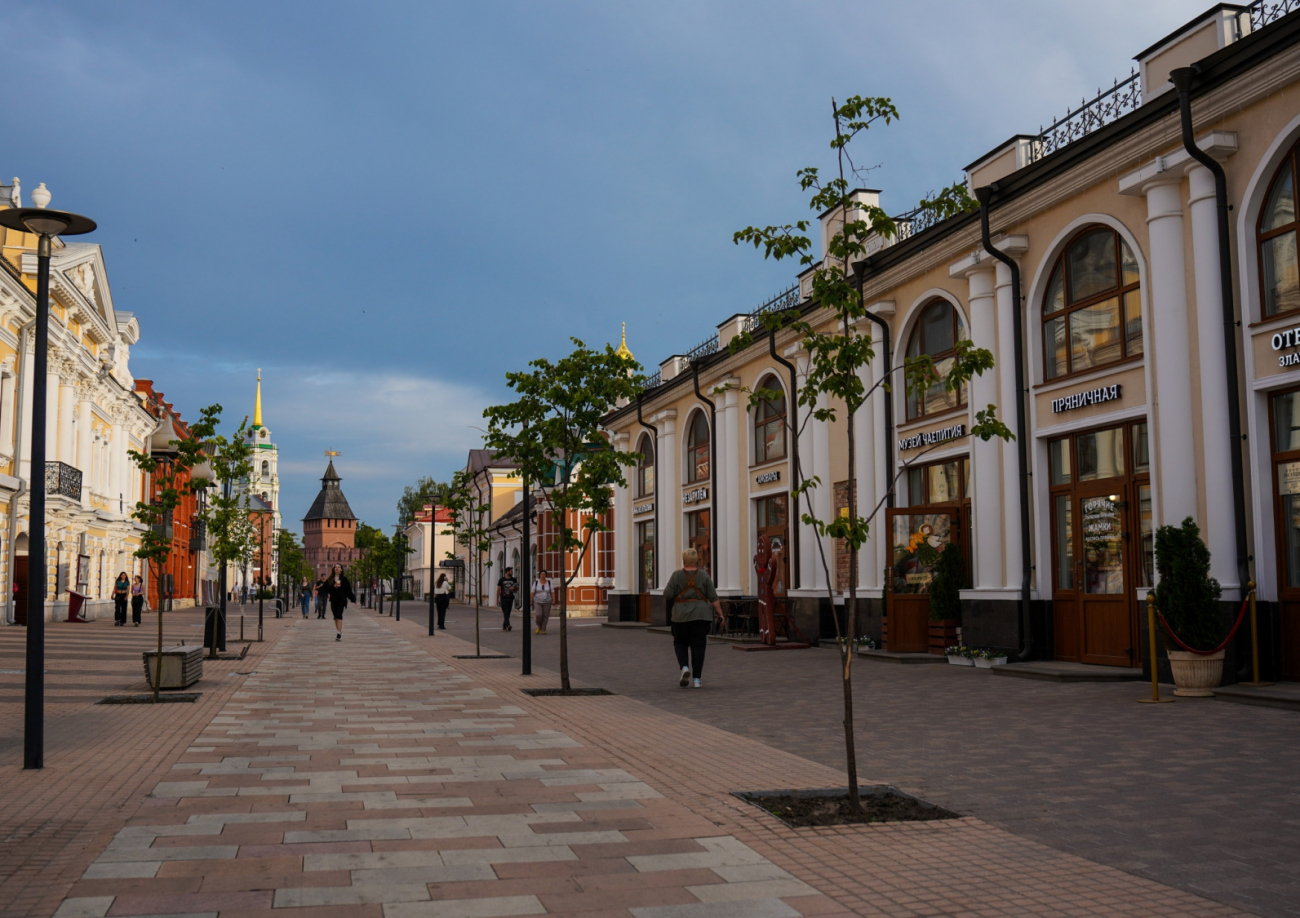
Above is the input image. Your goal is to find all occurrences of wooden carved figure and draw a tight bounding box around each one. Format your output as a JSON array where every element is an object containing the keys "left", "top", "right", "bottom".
[{"left": 754, "top": 533, "right": 777, "bottom": 646}]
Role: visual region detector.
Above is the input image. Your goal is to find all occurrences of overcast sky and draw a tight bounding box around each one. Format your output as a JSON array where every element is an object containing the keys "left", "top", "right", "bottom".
[{"left": 2, "top": 0, "right": 1210, "bottom": 532}]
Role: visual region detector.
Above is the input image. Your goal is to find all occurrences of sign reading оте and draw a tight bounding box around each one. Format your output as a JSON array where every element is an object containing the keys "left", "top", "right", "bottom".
[
  {"left": 1272, "top": 326, "right": 1300, "bottom": 367},
  {"left": 1051, "top": 384, "right": 1122, "bottom": 414}
]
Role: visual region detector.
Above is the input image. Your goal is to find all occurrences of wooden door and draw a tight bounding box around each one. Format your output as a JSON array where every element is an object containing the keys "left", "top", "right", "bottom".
[
  {"left": 886, "top": 508, "right": 960, "bottom": 653},
  {"left": 13, "top": 555, "right": 28, "bottom": 626},
  {"left": 1075, "top": 488, "right": 1134, "bottom": 666}
]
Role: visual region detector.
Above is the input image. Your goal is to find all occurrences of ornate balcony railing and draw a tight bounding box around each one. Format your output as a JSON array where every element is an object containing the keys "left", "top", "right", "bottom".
[
  {"left": 1248, "top": 0, "right": 1300, "bottom": 30},
  {"left": 743, "top": 284, "right": 801, "bottom": 334},
  {"left": 644, "top": 369, "right": 662, "bottom": 389},
  {"left": 1026, "top": 69, "right": 1141, "bottom": 165},
  {"left": 45, "top": 461, "right": 82, "bottom": 501},
  {"left": 683, "top": 335, "right": 718, "bottom": 364}
]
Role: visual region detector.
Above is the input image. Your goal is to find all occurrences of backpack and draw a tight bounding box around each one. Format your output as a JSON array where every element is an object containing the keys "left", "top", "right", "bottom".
[{"left": 676, "top": 570, "right": 707, "bottom": 603}]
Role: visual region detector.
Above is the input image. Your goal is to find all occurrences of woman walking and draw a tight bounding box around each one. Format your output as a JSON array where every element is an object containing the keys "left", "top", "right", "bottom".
[
  {"left": 319, "top": 564, "right": 355, "bottom": 641},
  {"left": 663, "top": 549, "right": 723, "bottom": 689},
  {"left": 531, "top": 570, "right": 553, "bottom": 635},
  {"left": 298, "top": 576, "right": 312, "bottom": 618},
  {"left": 112, "top": 572, "right": 130, "bottom": 626},
  {"left": 434, "top": 573, "right": 452, "bottom": 629},
  {"left": 130, "top": 574, "right": 145, "bottom": 627}
]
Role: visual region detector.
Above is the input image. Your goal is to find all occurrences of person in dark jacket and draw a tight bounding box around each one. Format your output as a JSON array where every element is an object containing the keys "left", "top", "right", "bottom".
[
  {"left": 131, "top": 574, "right": 145, "bottom": 626},
  {"left": 112, "top": 572, "right": 130, "bottom": 626},
  {"left": 319, "top": 564, "right": 355, "bottom": 641}
]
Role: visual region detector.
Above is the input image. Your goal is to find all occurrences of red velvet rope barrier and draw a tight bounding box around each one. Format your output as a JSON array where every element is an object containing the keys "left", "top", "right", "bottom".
[{"left": 1157, "top": 596, "right": 1249, "bottom": 656}]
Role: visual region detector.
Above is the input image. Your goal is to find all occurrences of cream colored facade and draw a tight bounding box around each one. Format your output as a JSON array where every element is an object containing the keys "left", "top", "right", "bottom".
[
  {"left": 0, "top": 214, "right": 154, "bottom": 622},
  {"left": 603, "top": 6, "right": 1300, "bottom": 680}
]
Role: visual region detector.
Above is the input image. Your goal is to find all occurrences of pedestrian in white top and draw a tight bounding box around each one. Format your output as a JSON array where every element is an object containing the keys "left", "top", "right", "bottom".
[{"left": 532, "top": 570, "right": 554, "bottom": 635}]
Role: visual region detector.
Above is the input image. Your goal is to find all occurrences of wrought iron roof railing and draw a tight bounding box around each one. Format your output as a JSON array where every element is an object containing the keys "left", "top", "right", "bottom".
[
  {"left": 46, "top": 461, "right": 82, "bottom": 502},
  {"left": 1026, "top": 69, "right": 1141, "bottom": 165},
  {"left": 1249, "top": 0, "right": 1300, "bottom": 30},
  {"left": 644, "top": 369, "right": 662, "bottom": 389},
  {"left": 683, "top": 335, "right": 718, "bottom": 364},
  {"left": 743, "top": 284, "right": 800, "bottom": 334}
]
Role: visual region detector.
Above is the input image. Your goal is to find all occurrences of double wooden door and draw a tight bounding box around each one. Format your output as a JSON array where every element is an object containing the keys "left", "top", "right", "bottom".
[
  {"left": 1051, "top": 485, "right": 1137, "bottom": 666},
  {"left": 886, "top": 507, "right": 962, "bottom": 653}
]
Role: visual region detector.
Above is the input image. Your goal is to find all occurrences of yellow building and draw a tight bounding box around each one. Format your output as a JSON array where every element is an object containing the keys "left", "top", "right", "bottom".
[{"left": 0, "top": 184, "right": 154, "bottom": 622}]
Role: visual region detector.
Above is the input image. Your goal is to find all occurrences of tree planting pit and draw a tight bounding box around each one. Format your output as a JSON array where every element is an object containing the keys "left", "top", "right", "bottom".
[
  {"left": 521, "top": 687, "right": 615, "bottom": 696},
  {"left": 96, "top": 693, "right": 202, "bottom": 705},
  {"left": 735, "top": 786, "right": 960, "bottom": 828}
]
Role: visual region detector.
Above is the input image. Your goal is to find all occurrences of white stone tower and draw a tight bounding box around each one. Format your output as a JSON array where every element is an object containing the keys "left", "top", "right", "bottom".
[{"left": 244, "top": 369, "right": 282, "bottom": 531}]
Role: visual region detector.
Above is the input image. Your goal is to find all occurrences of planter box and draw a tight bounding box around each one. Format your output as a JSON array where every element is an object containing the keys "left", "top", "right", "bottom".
[
  {"left": 946, "top": 654, "right": 973, "bottom": 666},
  {"left": 1168, "top": 649, "right": 1224, "bottom": 697},
  {"left": 928, "top": 619, "right": 959, "bottom": 655},
  {"left": 142, "top": 645, "right": 204, "bottom": 689},
  {"left": 972, "top": 656, "right": 994, "bottom": 669}
]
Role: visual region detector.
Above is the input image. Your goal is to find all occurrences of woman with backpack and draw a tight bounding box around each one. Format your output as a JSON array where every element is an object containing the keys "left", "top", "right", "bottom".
[
  {"left": 663, "top": 549, "right": 723, "bottom": 688},
  {"left": 531, "top": 570, "right": 553, "bottom": 635}
]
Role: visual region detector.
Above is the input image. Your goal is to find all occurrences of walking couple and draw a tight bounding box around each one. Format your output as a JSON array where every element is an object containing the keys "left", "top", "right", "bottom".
[{"left": 494, "top": 567, "right": 556, "bottom": 636}]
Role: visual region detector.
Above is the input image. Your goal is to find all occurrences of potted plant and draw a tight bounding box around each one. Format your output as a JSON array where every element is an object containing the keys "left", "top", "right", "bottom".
[
  {"left": 1151, "top": 517, "right": 1225, "bottom": 697},
  {"left": 945, "top": 644, "right": 973, "bottom": 666},
  {"left": 928, "top": 542, "right": 964, "bottom": 654}
]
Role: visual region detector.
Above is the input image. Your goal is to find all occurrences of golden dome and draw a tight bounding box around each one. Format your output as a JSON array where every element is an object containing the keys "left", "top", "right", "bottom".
[{"left": 614, "top": 322, "right": 633, "bottom": 360}]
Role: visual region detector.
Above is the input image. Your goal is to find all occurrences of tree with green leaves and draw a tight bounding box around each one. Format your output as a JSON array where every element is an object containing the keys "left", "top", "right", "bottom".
[
  {"left": 397, "top": 476, "right": 452, "bottom": 526},
  {"left": 444, "top": 468, "right": 492, "bottom": 656},
  {"left": 129, "top": 404, "right": 222, "bottom": 701},
  {"left": 730, "top": 95, "right": 1010, "bottom": 814},
  {"left": 275, "top": 528, "right": 311, "bottom": 605},
  {"left": 349, "top": 522, "right": 386, "bottom": 604},
  {"left": 483, "top": 339, "right": 644, "bottom": 692},
  {"left": 199, "top": 419, "right": 257, "bottom": 630}
]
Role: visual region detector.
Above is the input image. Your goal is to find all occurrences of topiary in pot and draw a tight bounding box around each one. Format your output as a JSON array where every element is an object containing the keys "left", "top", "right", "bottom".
[
  {"left": 928, "top": 542, "right": 964, "bottom": 624},
  {"left": 1151, "top": 516, "right": 1225, "bottom": 696}
]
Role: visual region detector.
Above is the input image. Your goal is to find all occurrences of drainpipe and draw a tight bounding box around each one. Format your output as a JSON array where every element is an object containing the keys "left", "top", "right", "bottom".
[
  {"left": 635, "top": 393, "right": 659, "bottom": 590},
  {"left": 5, "top": 318, "right": 35, "bottom": 624},
  {"left": 975, "top": 185, "right": 1035, "bottom": 662},
  {"left": 769, "top": 327, "right": 801, "bottom": 589},
  {"left": 691, "top": 364, "right": 719, "bottom": 581},
  {"left": 1171, "top": 66, "right": 1251, "bottom": 603},
  {"left": 852, "top": 260, "right": 895, "bottom": 509}
]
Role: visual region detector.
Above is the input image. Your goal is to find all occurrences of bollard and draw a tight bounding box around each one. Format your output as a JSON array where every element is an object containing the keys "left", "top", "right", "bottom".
[
  {"left": 240, "top": 615, "right": 245, "bottom": 643},
  {"left": 1139, "top": 592, "right": 1173, "bottom": 704},
  {"left": 1244, "top": 581, "right": 1274, "bottom": 686}
]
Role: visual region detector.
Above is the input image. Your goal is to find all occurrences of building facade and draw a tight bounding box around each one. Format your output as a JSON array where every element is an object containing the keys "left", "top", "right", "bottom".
[
  {"left": 603, "top": 4, "right": 1300, "bottom": 683},
  {"left": 404, "top": 503, "right": 455, "bottom": 599},
  {"left": 0, "top": 199, "right": 154, "bottom": 623}
]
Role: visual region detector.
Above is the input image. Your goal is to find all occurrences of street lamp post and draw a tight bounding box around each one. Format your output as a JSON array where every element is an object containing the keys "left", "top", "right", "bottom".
[
  {"left": 256, "top": 506, "right": 268, "bottom": 641},
  {"left": 393, "top": 526, "right": 403, "bottom": 623},
  {"left": 0, "top": 202, "right": 96, "bottom": 770}
]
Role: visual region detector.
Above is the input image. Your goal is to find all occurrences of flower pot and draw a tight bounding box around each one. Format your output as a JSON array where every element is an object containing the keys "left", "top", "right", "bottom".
[
  {"left": 988, "top": 656, "right": 1007, "bottom": 666},
  {"left": 972, "top": 657, "right": 994, "bottom": 669},
  {"left": 928, "top": 619, "right": 959, "bottom": 655},
  {"left": 946, "top": 654, "right": 972, "bottom": 666},
  {"left": 1167, "top": 649, "right": 1224, "bottom": 697}
]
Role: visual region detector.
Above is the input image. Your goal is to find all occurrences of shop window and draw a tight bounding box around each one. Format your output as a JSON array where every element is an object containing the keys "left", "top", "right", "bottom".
[
  {"left": 686, "top": 411, "right": 710, "bottom": 483},
  {"left": 754, "top": 376, "right": 787, "bottom": 464},
  {"left": 905, "top": 300, "right": 968, "bottom": 419},
  {"left": 1042, "top": 226, "right": 1142, "bottom": 379},
  {"left": 636, "top": 434, "right": 655, "bottom": 497},
  {"left": 1260, "top": 147, "right": 1300, "bottom": 317},
  {"left": 905, "top": 457, "right": 970, "bottom": 506},
  {"left": 686, "top": 509, "right": 711, "bottom": 576}
]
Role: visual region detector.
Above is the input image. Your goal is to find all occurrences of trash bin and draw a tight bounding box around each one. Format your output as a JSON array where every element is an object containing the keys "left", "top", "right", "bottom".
[{"left": 203, "top": 605, "right": 226, "bottom": 652}]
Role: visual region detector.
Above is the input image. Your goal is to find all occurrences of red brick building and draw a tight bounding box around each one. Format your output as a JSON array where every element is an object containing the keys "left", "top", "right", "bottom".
[{"left": 134, "top": 380, "right": 202, "bottom": 608}]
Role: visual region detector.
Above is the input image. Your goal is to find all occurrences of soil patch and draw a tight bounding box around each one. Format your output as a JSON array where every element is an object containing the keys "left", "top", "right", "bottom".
[
  {"left": 96, "top": 693, "right": 202, "bottom": 705},
  {"left": 521, "top": 687, "right": 615, "bottom": 696},
  {"left": 736, "top": 786, "right": 960, "bottom": 827}
]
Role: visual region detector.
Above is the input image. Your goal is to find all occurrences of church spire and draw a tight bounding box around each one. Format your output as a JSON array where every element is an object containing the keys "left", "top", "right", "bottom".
[
  {"left": 614, "top": 322, "right": 633, "bottom": 360},
  {"left": 253, "top": 368, "right": 263, "bottom": 428}
]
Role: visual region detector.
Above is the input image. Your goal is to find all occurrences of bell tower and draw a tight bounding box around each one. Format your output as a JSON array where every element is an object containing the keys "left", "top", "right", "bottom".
[{"left": 245, "top": 369, "right": 282, "bottom": 531}]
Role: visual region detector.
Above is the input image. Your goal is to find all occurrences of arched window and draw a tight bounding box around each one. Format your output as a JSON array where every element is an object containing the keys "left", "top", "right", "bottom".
[
  {"left": 1260, "top": 147, "right": 1300, "bottom": 317},
  {"left": 636, "top": 434, "right": 655, "bottom": 497},
  {"left": 686, "top": 411, "right": 710, "bottom": 483},
  {"left": 754, "top": 375, "right": 787, "bottom": 464},
  {"left": 1042, "top": 226, "right": 1141, "bottom": 380},
  {"left": 261, "top": 460, "right": 270, "bottom": 480},
  {"left": 906, "top": 300, "right": 968, "bottom": 419}
]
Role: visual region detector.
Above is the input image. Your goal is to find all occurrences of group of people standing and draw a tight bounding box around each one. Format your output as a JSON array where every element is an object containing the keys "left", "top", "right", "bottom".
[
  {"left": 494, "top": 567, "right": 554, "bottom": 634},
  {"left": 297, "top": 564, "right": 356, "bottom": 640}
]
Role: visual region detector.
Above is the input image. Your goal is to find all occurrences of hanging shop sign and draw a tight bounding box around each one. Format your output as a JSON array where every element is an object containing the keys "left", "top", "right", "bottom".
[
  {"left": 633, "top": 501, "right": 655, "bottom": 516},
  {"left": 754, "top": 470, "right": 781, "bottom": 485},
  {"left": 1271, "top": 327, "right": 1300, "bottom": 367},
  {"left": 898, "top": 424, "right": 966, "bottom": 452},
  {"left": 1051, "top": 383, "right": 1122, "bottom": 414},
  {"left": 682, "top": 487, "right": 709, "bottom": 505}
]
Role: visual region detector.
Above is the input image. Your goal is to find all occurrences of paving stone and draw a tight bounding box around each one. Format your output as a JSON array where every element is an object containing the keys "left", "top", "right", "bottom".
[
  {"left": 630, "top": 901, "right": 801, "bottom": 918},
  {"left": 382, "top": 895, "right": 547, "bottom": 918},
  {"left": 52, "top": 898, "right": 115, "bottom": 918}
]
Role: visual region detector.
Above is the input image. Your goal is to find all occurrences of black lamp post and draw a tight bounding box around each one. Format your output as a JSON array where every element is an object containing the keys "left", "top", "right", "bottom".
[
  {"left": 393, "top": 525, "right": 403, "bottom": 623},
  {"left": 0, "top": 203, "right": 96, "bottom": 770},
  {"left": 256, "top": 505, "right": 269, "bottom": 641}
]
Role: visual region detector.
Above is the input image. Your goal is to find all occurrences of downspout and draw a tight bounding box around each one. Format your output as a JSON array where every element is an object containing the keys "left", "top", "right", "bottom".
[
  {"left": 975, "top": 185, "right": 1035, "bottom": 662},
  {"left": 852, "top": 260, "right": 895, "bottom": 509},
  {"left": 691, "top": 364, "right": 718, "bottom": 581},
  {"left": 635, "top": 393, "right": 659, "bottom": 589},
  {"left": 5, "top": 318, "right": 35, "bottom": 624},
  {"left": 769, "top": 327, "right": 801, "bottom": 588},
  {"left": 1171, "top": 66, "right": 1251, "bottom": 602}
]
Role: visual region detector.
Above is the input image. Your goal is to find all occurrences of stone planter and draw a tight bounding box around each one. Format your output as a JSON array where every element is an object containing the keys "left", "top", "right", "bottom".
[
  {"left": 928, "top": 619, "right": 959, "bottom": 655},
  {"left": 946, "top": 654, "right": 972, "bottom": 666},
  {"left": 1167, "top": 649, "right": 1224, "bottom": 697},
  {"left": 972, "top": 656, "right": 994, "bottom": 669}
]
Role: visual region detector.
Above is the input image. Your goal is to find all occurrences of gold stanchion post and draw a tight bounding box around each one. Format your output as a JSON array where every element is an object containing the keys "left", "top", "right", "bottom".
[
  {"left": 1139, "top": 592, "right": 1173, "bottom": 704},
  {"left": 1244, "top": 580, "right": 1273, "bottom": 687}
]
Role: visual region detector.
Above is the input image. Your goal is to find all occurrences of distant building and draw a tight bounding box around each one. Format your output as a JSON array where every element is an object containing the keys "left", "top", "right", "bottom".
[
  {"left": 403, "top": 503, "right": 454, "bottom": 599},
  {"left": 302, "top": 459, "right": 362, "bottom": 578}
]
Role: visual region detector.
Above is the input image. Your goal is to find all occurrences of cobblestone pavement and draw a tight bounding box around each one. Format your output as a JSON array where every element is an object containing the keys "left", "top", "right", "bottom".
[
  {"left": 397, "top": 601, "right": 1300, "bottom": 918},
  {"left": 0, "top": 605, "right": 294, "bottom": 918},
  {"left": 52, "top": 605, "right": 1250, "bottom": 917}
]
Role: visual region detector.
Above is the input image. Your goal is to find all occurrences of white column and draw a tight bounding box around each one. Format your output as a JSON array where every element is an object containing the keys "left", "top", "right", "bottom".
[
  {"left": 853, "top": 342, "right": 878, "bottom": 591},
  {"left": 873, "top": 350, "right": 891, "bottom": 590},
  {"left": 966, "top": 268, "right": 1003, "bottom": 589},
  {"left": 612, "top": 437, "right": 632, "bottom": 593},
  {"left": 794, "top": 358, "right": 817, "bottom": 591},
  {"left": 656, "top": 410, "right": 679, "bottom": 583},
  {"left": 711, "top": 390, "right": 730, "bottom": 592},
  {"left": 57, "top": 377, "right": 75, "bottom": 465},
  {"left": 109, "top": 422, "right": 124, "bottom": 512},
  {"left": 0, "top": 361, "right": 14, "bottom": 463},
  {"left": 995, "top": 260, "right": 1023, "bottom": 589},
  {"left": 18, "top": 350, "right": 33, "bottom": 483},
  {"left": 1187, "top": 164, "right": 1239, "bottom": 594},
  {"left": 75, "top": 399, "right": 92, "bottom": 479},
  {"left": 722, "top": 374, "right": 743, "bottom": 590},
  {"left": 812, "top": 388, "right": 832, "bottom": 592},
  {"left": 45, "top": 370, "right": 59, "bottom": 462},
  {"left": 1144, "top": 179, "right": 1197, "bottom": 526}
]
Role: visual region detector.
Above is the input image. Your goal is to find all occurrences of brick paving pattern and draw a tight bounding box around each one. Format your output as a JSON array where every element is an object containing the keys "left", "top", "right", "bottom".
[
  {"left": 414, "top": 603, "right": 1300, "bottom": 918},
  {"left": 52, "top": 608, "right": 1246, "bottom": 917}
]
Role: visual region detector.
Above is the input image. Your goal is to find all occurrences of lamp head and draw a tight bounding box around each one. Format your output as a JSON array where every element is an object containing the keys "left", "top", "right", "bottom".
[{"left": 0, "top": 206, "right": 96, "bottom": 238}]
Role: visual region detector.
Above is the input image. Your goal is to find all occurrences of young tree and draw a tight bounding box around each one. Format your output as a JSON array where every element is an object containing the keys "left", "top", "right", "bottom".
[
  {"left": 483, "top": 339, "right": 643, "bottom": 692},
  {"left": 129, "top": 405, "right": 222, "bottom": 702},
  {"left": 200, "top": 419, "right": 257, "bottom": 636},
  {"left": 444, "top": 468, "right": 492, "bottom": 655},
  {"left": 275, "top": 529, "right": 311, "bottom": 604},
  {"left": 731, "top": 95, "right": 1010, "bottom": 813},
  {"left": 351, "top": 522, "right": 385, "bottom": 604}
]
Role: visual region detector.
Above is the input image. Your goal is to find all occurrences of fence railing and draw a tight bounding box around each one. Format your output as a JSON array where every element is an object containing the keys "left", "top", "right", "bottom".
[
  {"left": 45, "top": 461, "right": 82, "bottom": 501},
  {"left": 1248, "top": 0, "right": 1300, "bottom": 30},
  {"left": 743, "top": 284, "right": 801, "bottom": 334}
]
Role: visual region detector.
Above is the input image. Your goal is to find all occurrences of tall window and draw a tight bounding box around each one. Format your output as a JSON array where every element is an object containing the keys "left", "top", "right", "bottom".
[
  {"left": 686, "top": 411, "right": 709, "bottom": 482},
  {"left": 906, "top": 300, "right": 968, "bottom": 419},
  {"left": 261, "top": 460, "right": 270, "bottom": 480},
  {"left": 753, "top": 375, "right": 787, "bottom": 464},
  {"left": 636, "top": 434, "right": 655, "bottom": 497},
  {"left": 1043, "top": 226, "right": 1142, "bottom": 379},
  {"left": 1261, "top": 146, "right": 1300, "bottom": 317}
]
